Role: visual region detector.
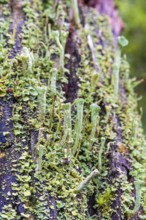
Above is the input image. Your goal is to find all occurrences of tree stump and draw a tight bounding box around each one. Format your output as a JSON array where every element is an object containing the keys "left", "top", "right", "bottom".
[{"left": 0, "top": 0, "right": 145, "bottom": 219}]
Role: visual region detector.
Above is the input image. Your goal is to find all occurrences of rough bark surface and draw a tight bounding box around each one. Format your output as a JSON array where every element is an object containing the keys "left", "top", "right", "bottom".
[{"left": 0, "top": 0, "right": 146, "bottom": 220}]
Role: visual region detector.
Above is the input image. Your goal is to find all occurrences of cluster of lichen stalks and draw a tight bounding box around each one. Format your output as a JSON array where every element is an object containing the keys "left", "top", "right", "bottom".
[{"left": 0, "top": 0, "right": 146, "bottom": 220}]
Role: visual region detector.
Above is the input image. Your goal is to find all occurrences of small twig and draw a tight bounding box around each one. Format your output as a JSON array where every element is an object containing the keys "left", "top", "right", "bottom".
[{"left": 75, "top": 169, "right": 99, "bottom": 192}]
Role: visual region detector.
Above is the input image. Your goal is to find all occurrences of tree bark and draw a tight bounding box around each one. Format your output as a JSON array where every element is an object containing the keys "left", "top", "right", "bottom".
[{"left": 0, "top": 0, "right": 145, "bottom": 219}]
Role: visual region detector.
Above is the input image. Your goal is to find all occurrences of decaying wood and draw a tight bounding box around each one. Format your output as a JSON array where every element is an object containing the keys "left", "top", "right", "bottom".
[{"left": 0, "top": 0, "right": 145, "bottom": 219}]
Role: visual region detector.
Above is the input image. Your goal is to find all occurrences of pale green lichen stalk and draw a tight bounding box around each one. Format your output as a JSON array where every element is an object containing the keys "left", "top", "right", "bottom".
[
  {"left": 21, "top": 46, "right": 34, "bottom": 73},
  {"left": 90, "top": 103, "right": 100, "bottom": 144},
  {"left": 71, "top": 0, "right": 80, "bottom": 27},
  {"left": 37, "top": 86, "right": 47, "bottom": 121},
  {"left": 61, "top": 103, "right": 73, "bottom": 149},
  {"left": 35, "top": 128, "right": 44, "bottom": 172},
  {"left": 51, "top": 30, "right": 65, "bottom": 74},
  {"left": 98, "top": 137, "right": 106, "bottom": 171},
  {"left": 128, "top": 180, "right": 143, "bottom": 216},
  {"left": 50, "top": 68, "right": 58, "bottom": 96},
  {"left": 73, "top": 98, "right": 84, "bottom": 156}
]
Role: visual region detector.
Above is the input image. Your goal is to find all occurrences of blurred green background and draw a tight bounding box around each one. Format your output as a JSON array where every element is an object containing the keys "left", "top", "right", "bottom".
[{"left": 116, "top": 0, "right": 146, "bottom": 133}]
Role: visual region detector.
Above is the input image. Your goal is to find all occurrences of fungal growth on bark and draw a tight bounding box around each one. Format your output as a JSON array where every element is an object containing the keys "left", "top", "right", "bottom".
[{"left": 0, "top": 0, "right": 146, "bottom": 219}]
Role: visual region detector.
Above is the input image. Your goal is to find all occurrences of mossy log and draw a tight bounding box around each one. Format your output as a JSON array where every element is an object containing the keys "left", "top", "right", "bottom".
[{"left": 0, "top": 0, "right": 146, "bottom": 219}]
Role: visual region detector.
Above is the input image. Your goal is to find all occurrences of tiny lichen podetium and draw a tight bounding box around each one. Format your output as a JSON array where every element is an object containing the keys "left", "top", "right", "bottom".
[
  {"left": 73, "top": 98, "right": 84, "bottom": 156},
  {"left": 50, "top": 68, "right": 58, "bottom": 96},
  {"left": 71, "top": 0, "right": 80, "bottom": 28},
  {"left": 37, "top": 86, "right": 47, "bottom": 121},
  {"left": 61, "top": 103, "right": 72, "bottom": 148},
  {"left": 89, "top": 103, "right": 100, "bottom": 149}
]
